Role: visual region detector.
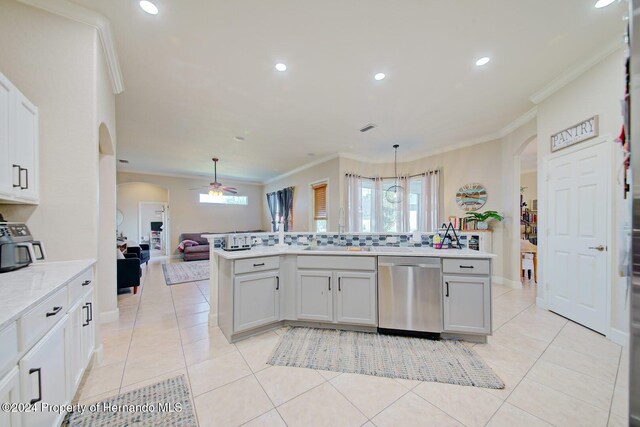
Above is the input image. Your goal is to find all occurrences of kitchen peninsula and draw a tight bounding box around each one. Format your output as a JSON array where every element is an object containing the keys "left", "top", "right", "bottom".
[{"left": 205, "top": 233, "right": 495, "bottom": 344}]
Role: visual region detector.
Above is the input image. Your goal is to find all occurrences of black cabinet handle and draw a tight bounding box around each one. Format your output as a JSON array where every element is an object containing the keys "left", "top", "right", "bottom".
[
  {"left": 82, "top": 305, "right": 90, "bottom": 327},
  {"left": 275, "top": 276, "right": 279, "bottom": 290},
  {"left": 87, "top": 302, "right": 93, "bottom": 322},
  {"left": 459, "top": 265, "right": 474, "bottom": 269},
  {"left": 253, "top": 263, "right": 265, "bottom": 267},
  {"left": 338, "top": 277, "right": 341, "bottom": 291},
  {"left": 328, "top": 276, "right": 331, "bottom": 291},
  {"left": 20, "top": 168, "right": 28, "bottom": 190},
  {"left": 29, "top": 368, "right": 42, "bottom": 404},
  {"left": 81, "top": 280, "right": 92, "bottom": 287},
  {"left": 46, "top": 306, "right": 62, "bottom": 317},
  {"left": 12, "top": 164, "right": 20, "bottom": 188},
  {"left": 445, "top": 282, "right": 449, "bottom": 297}
]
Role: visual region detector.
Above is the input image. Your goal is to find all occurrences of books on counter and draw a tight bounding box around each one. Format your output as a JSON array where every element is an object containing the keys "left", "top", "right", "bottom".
[{"left": 446, "top": 216, "right": 481, "bottom": 231}]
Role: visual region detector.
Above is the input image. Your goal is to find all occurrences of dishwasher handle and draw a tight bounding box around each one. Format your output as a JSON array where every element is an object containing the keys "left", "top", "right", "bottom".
[{"left": 378, "top": 263, "right": 441, "bottom": 268}]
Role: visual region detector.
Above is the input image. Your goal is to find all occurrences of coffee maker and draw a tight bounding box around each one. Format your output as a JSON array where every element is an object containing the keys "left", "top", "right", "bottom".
[{"left": 0, "top": 223, "right": 46, "bottom": 273}]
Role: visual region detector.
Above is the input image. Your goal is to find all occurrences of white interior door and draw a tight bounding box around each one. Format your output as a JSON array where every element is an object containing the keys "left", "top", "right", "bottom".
[{"left": 547, "top": 141, "right": 609, "bottom": 333}]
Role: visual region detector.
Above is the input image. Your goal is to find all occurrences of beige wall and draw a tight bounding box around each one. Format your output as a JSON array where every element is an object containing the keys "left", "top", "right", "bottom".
[
  {"left": 520, "top": 171, "right": 538, "bottom": 208},
  {"left": 117, "top": 182, "right": 169, "bottom": 243},
  {"left": 263, "top": 157, "right": 341, "bottom": 232},
  {"left": 117, "top": 172, "right": 263, "bottom": 254},
  {"left": 536, "top": 47, "right": 628, "bottom": 338}
]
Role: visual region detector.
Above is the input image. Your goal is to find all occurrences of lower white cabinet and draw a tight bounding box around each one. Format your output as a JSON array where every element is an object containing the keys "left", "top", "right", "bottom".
[
  {"left": 296, "top": 270, "right": 376, "bottom": 325},
  {"left": 296, "top": 270, "right": 333, "bottom": 322},
  {"left": 335, "top": 272, "right": 377, "bottom": 326},
  {"left": 442, "top": 275, "right": 491, "bottom": 334},
  {"left": 234, "top": 271, "right": 280, "bottom": 332},
  {"left": 19, "top": 315, "right": 69, "bottom": 427},
  {"left": 67, "top": 299, "right": 84, "bottom": 393},
  {"left": 0, "top": 367, "right": 21, "bottom": 427},
  {"left": 80, "top": 289, "right": 95, "bottom": 367}
]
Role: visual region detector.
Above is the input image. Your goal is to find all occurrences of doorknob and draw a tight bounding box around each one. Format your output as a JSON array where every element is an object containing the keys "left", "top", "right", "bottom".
[{"left": 588, "top": 245, "right": 606, "bottom": 252}]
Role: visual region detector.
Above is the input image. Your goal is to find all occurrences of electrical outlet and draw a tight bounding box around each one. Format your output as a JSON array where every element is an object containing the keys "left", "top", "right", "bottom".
[
  {"left": 298, "top": 236, "right": 308, "bottom": 243},
  {"left": 387, "top": 236, "right": 397, "bottom": 243}
]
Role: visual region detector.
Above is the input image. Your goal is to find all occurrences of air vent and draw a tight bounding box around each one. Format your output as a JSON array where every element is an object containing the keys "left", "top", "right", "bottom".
[
  {"left": 118, "top": 159, "right": 129, "bottom": 164},
  {"left": 359, "top": 124, "right": 377, "bottom": 133}
]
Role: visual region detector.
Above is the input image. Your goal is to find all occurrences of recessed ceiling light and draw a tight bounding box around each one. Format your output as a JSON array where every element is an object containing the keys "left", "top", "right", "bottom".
[
  {"left": 275, "top": 63, "right": 287, "bottom": 72},
  {"left": 475, "top": 57, "right": 491, "bottom": 66},
  {"left": 307, "top": 153, "right": 315, "bottom": 157},
  {"left": 139, "top": 1, "right": 159, "bottom": 15},
  {"left": 594, "top": 0, "right": 615, "bottom": 8},
  {"left": 374, "top": 72, "right": 386, "bottom": 81},
  {"left": 234, "top": 136, "right": 245, "bottom": 142}
]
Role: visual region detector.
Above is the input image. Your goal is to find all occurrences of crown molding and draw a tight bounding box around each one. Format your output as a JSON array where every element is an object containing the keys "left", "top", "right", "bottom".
[
  {"left": 17, "top": 0, "right": 124, "bottom": 94},
  {"left": 262, "top": 153, "right": 340, "bottom": 185},
  {"left": 117, "top": 167, "right": 263, "bottom": 186},
  {"left": 529, "top": 38, "right": 623, "bottom": 104}
]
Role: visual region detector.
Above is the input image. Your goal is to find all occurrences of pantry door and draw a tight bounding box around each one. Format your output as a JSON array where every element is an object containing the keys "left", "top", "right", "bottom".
[{"left": 546, "top": 141, "right": 609, "bottom": 334}]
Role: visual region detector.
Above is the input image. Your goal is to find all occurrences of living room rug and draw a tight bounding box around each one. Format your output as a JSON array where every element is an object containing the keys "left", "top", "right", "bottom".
[
  {"left": 268, "top": 327, "right": 504, "bottom": 389},
  {"left": 62, "top": 375, "right": 196, "bottom": 426},
  {"left": 162, "top": 260, "right": 209, "bottom": 285}
]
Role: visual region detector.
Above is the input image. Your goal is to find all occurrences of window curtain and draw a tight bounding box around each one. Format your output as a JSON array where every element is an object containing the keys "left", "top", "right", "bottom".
[
  {"left": 398, "top": 175, "right": 410, "bottom": 232},
  {"left": 420, "top": 170, "right": 440, "bottom": 231},
  {"left": 266, "top": 191, "right": 278, "bottom": 232},
  {"left": 372, "top": 177, "right": 383, "bottom": 233},
  {"left": 277, "top": 186, "right": 294, "bottom": 231},
  {"left": 345, "top": 174, "right": 362, "bottom": 232}
]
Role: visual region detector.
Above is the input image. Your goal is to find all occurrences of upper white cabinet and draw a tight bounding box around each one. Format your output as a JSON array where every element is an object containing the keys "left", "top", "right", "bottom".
[{"left": 0, "top": 71, "right": 39, "bottom": 204}]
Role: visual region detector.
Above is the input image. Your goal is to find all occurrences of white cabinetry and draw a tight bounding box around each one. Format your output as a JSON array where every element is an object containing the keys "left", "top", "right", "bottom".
[
  {"left": 19, "top": 317, "right": 69, "bottom": 427},
  {"left": 296, "top": 270, "right": 333, "bottom": 322},
  {"left": 296, "top": 256, "right": 377, "bottom": 326},
  {"left": 0, "top": 71, "right": 38, "bottom": 204},
  {"left": 0, "top": 367, "right": 21, "bottom": 427},
  {"left": 234, "top": 271, "right": 280, "bottom": 332},
  {"left": 442, "top": 258, "right": 492, "bottom": 335},
  {"left": 335, "top": 272, "right": 377, "bottom": 326}
]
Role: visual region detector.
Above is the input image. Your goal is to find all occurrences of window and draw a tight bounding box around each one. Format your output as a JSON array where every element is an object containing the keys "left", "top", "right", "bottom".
[
  {"left": 361, "top": 180, "right": 373, "bottom": 232},
  {"left": 199, "top": 194, "right": 248, "bottom": 205},
  {"left": 312, "top": 182, "right": 328, "bottom": 232},
  {"left": 409, "top": 177, "right": 422, "bottom": 232}
]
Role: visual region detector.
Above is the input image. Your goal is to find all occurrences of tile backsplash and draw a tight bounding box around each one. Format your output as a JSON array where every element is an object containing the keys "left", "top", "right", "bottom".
[{"left": 210, "top": 232, "right": 481, "bottom": 250}]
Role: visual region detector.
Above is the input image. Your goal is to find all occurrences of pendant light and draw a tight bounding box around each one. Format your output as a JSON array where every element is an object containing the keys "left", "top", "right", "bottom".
[{"left": 385, "top": 144, "right": 405, "bottom": 204}]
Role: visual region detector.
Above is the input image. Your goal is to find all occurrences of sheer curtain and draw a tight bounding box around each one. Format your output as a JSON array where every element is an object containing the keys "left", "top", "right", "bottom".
[
  {"left": 420, "top": 170, "right": 440, "bottom": 231},
  {"left": 372, "top": 177, "right": 383, "bottom": 233},
  {"left": 398, "top": 175, "right": 410, "bottom": 232},
  {"left": 345, "top": 174, "right": 362, "bottom": 232}
]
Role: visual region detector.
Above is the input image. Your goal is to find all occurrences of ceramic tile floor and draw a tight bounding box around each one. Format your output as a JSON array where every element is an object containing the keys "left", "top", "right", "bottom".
[{"left": 74, "top": 258, "right": 629, "bottom": 426}]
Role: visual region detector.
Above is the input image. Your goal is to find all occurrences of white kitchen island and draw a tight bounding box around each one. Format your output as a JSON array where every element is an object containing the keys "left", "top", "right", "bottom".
[{"left": 203, "top": 237, "right": 496, "bottom": 344}]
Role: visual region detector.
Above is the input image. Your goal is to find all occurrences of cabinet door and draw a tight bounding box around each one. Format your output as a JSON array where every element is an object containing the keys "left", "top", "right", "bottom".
[
  {"left": 20, "top": 315, "right": 69, "bottom": 427},
  {"left": 0, "top": 367, "right": 21, "bottom": 427},
  {"left": 0, "top": 73, "right": 13, "bottom": 198},
  {"left": 234, "top": 271, "right": 279, "bottom": 333},
  {"left": 296, "top": 270, "right": 333, "bottom": 322},
  {"left": 13, "top": 90, "right": 38, "bottom": 202},
  {"left": 335, "top": 272, "right": 377, "bottom": 325},
  {"left": 81, "top": 289, "right": 95, "bottom": 368},
  {"left": 67, "top": 299, "right": 84, "bottom": 393},
  {"left": 442, "top": 275, "right": 491, "bottom": 334}
]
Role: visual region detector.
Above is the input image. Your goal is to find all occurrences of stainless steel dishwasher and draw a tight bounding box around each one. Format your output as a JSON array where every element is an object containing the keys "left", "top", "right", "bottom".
[{"left": 378, "top": 257, "right": 443, "bottom": 335}]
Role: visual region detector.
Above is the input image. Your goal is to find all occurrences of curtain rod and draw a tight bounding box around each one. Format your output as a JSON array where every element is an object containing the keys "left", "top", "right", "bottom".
[{"left": 345, "top": 170, "right": 439, "bottom": 180}]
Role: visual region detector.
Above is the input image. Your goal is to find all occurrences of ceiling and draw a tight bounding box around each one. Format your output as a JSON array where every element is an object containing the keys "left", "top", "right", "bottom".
[{"left": 72, "top": 0, "right": 626, "bottom": 182}]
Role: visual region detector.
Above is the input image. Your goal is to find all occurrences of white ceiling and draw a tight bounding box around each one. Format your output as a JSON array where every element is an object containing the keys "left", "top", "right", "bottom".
[{"left": 72, "top": 0, "right": 626, "bottom": 182}]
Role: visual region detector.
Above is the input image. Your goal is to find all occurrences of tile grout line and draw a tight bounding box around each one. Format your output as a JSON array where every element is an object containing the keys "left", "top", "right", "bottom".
[
  {"left": 483, "top": 319, "right": 579, "bottom": 426},
  {"left": 606, "top": 348, "right": 625, "bottom": 425}
]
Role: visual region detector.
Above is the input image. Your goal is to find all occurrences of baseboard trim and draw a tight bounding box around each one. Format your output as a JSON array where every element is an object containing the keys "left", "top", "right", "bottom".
[
  {"left": 208, "top": 311, "right": 218, "bottom": 327},
  {"left": 492, "top": 276, "right": 503, "bottom": 285},
  {"left": 608, "top": 328, "right": 629, "bottom": 347},
  {"left": 536, "top": 297, "right": 546, "bottom": 309},
  {"left": 99, "top": 308, "right": 120, "bottom": 323},
  {"left": 501, "top": 277, "right": 523, "bottom": 289}
]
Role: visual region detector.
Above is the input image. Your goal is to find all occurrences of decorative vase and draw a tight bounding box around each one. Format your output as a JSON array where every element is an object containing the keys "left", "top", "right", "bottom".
[{"left": 477, "top": 221, "right": 489, "bottom": 230}]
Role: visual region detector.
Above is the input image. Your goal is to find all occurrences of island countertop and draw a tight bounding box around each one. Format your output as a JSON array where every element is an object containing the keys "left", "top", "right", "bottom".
[
  {"left": 0, "top": 259, "right": 96, "bottom": 330},
  {"left": 210, "top": 245, "right": 495, "bottom": 260}
]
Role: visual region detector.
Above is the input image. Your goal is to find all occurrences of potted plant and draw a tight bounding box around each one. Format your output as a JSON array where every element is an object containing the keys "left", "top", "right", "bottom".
[{"left": 464, "top": 210, "right": 504, "bottom": 230}]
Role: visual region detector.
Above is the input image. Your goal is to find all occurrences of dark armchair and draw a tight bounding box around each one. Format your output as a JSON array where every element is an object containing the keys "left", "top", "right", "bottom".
[
  {"left": 126, "top": 243, "right": 150, "bottom": 265},
  {"left": 117, "top": 253, "right": 141, "bottom": 294}
]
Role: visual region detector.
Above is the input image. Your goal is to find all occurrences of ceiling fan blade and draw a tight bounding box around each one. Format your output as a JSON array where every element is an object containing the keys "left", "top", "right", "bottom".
[{"left": 223, "top": 187, "right": 238, "bottom": 194}]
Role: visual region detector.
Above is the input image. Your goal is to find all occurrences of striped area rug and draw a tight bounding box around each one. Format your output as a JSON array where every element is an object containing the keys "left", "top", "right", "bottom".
[
  {"left": 268, "top": 327, "right": 504, "bottom": 389},
  {"left": 62, "top": 375, "right": 196, "bottom": 426}
]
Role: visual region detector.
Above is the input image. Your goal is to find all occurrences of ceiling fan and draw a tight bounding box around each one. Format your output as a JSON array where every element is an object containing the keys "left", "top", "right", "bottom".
[{"left": 189, "top": 158, "right": 238, "bottom": 195}]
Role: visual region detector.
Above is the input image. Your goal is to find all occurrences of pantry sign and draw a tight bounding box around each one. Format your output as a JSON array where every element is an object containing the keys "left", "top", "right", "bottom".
[{"left": 551, "top": 116, "right": 599, "bottom": 152}]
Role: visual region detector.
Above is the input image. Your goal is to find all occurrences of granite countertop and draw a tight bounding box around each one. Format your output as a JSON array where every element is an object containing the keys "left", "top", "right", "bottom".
[
  {"left": 211, "top": 245, "right": 495, "bottom": 260},
  {"left": 0, "top": 259, "right": 96, "bottom": 330}
]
